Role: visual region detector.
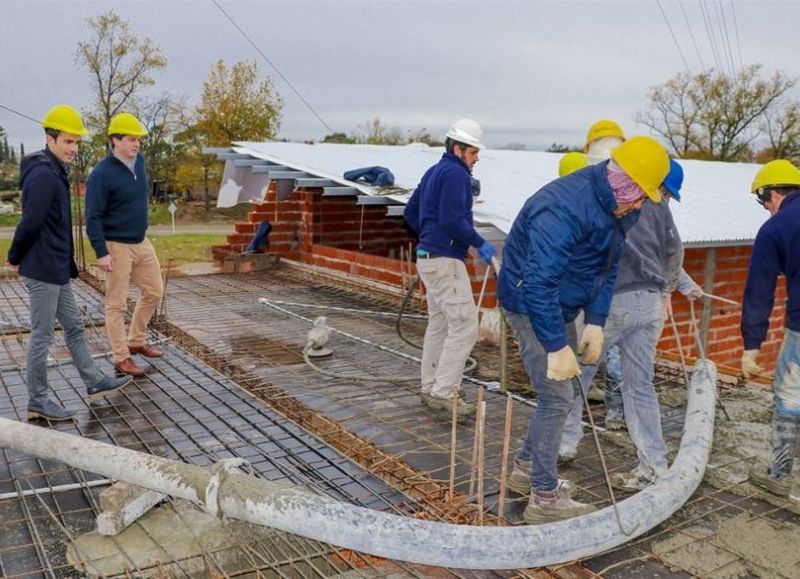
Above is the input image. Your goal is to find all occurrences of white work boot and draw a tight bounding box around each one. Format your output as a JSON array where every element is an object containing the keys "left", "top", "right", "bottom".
[
  {"left": 523, "top": 481, "right": 596, "bottom": 524},
  {"left": 587, "top": 383, "right": 605, "bottom": 403}
]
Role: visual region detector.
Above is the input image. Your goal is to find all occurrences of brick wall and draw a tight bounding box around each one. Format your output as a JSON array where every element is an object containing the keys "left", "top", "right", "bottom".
[{"left": 659, "top": 245, "right": 787, "bottom": 375}]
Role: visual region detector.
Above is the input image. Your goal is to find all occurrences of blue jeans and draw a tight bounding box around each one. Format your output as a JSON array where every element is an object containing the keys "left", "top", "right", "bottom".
[
  {"left": 771, "top": 328, "right": 800, "bottom": 478},
  {"left": 504, "top": 309, "right": 577, "bottom": 491},
  {"left": 561, "top": 290, "right": 668, "bottom": 476},
  {"left": 24, "top": 277, "right": 105, "bottom": 407},
  {"left": 604, "top": 345, "right": 624, "bottom": 421}
]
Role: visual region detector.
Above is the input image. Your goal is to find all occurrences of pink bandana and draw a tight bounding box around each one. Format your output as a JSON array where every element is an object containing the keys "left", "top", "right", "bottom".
[{"left": 607, "top": 166, "right": 645, "bottom": 204}]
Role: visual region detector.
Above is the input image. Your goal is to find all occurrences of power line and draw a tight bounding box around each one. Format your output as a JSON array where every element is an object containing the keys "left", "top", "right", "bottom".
[
  {"left": 729, "top": 0, "right": 744, "bottom": 71},
  {"left": 656, "top": 0, "right": 691, "bottom": 74},
  {"left": 211, "top": 0, "right": 336, "bottom": 135},
  {"left": 716, "top": 0, "right": 737, "bottom": 76},
  {"left": 679, "top": 1, "right": 706, "bottom": 71},
  {"left": 699, "top": 0, "right": 723, "bottom": 73},
  {"left": 0, "top": 103, "right": 39, "bottom": 125}
]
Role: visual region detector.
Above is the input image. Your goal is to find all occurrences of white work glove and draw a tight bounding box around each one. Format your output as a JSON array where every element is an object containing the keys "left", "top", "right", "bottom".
[
  {"left": 577, "top": 324, "right": 604, "bottom": 365},
  {"left": 547, "top": 346, "right": 581, "bottom": 381},
  {"left": 684, "top": 282, "right": 703, "bottom": 301},
  {"left": 741, "top": 349, "right": 764, "bottom": 379},
  {"left": 661, "top": 295, "right": 673, "bottom": 321}
]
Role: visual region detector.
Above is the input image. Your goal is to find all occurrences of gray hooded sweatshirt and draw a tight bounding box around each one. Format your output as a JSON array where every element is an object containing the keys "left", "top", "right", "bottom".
[{"left": 614, "top": 199, "right": 683, "bottom": 295}]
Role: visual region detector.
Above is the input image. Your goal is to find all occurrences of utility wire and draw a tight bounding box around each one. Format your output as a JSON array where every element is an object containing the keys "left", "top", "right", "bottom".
[
  {"left": 211, "top": 0, "right": 336, "bottom": 135},
  {"left": 679, "top": 1, "right": 706, "bottom": 71},
  {"left": 657, "top": 0, "right": 691, "bottom": 75},
  {"left": 729, "top": 0, "right": 745, "bottom": 71},
  {"left": 699, "top": 0, "right": 723, "bottom": 73},
  {"left": 0, "top": 103, "right": 39, "bottom": 124},
  {"left": 716, "top": 0, "right": 737, "bottom": 76}
]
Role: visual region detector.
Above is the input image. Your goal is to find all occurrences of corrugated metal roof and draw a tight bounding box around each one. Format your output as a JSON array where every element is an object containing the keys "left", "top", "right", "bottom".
[{"left": 222, "top": 141, "right": 769, "bottom": 246}]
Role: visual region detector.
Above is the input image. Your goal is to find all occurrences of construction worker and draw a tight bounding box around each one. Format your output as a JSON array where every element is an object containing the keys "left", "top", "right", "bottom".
[
  {"left": 741, "top": 159, "right": 800, "bottom": 497},
  {"left": 498, "top": 136, "right": 669, "bottom": 523},
  {"left": 599, "top": 160, "right": 703, "bottom": 432},
  {"left": 559, "top": 160, "right": 693, "bottom": 492},
  {"left": 6, "top": 105, "right": 132, "bottom": 421},
  {"left": 403, "top": 119, "right": 497, "bottom": 418},
  {"left": 86, "top": 113, "right": 163, "bottom": 377}
]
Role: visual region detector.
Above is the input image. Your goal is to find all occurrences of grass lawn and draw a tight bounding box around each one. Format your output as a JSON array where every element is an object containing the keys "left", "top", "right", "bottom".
[{"left": 0, "top": 234, "right": 226, "bottom": 267}]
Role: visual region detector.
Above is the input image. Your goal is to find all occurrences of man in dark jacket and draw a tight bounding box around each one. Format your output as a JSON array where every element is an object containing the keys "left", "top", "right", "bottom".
[
  {"left": 86, "top": 112, "right": 163, "bottom": 377},
  {"left": 6, "top": 104, "right": 131, "bottom": 421},
  {"left": 741, "top": 159, "right": 800, "bottom": 497},
  {"left": 403, "top": 119, "right": 496, "bottom": 418},
  {"left": 497, "top": 136, "right": 669, "bottom": 524}
]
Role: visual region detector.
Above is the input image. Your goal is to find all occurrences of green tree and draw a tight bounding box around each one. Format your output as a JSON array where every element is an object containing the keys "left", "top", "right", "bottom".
[
  {"left": 639, "top": 65, "right": 796, "bottom": 161},
  {"left": 195, "top": 59, "right": 283, "bottom": 146},
  {"left": 76, "top": 10, "right": 167, "bottom": 141}
]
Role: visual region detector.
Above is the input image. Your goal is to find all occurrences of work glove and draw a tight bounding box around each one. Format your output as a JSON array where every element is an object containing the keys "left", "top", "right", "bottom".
[
  {"left": 547, "top": 345, "right": 581, "bottom": 381},
  {"left": 577, "top": 324, "right": 604, "bottom": 365},
  {"left": 661, "top": 294, "right": 673, "bottom": 322},
  {"left": 684, "top": 282, "right": 704, "bottom": 301},
  {"left": 477, "top": 242, "right": 497, "bottom": 265},
  {"left": 741, "top": 349, "right": 764, "bottom": 379}
]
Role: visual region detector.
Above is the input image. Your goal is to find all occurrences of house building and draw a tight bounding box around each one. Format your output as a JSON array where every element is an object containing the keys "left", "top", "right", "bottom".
[{"left": 208, "top": 141, "right": 786, "bottom": 378}]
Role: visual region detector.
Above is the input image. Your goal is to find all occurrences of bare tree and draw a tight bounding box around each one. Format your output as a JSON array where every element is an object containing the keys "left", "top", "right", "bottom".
[
  {"left": 760, "top": 101, "right": 800, "bottom": 162},
  {"left": 138, "top": 93, "right": 188, "bottom": 196},
  {"left": 639, "top": 65, "right": 796, "bottom": 161},
  {"left": 76, "top": 11, "right": 167, "bottom": 135}
]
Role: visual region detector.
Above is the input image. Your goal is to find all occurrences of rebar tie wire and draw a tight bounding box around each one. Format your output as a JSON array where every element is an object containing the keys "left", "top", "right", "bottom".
[{"left": 574, "top": 376, "right": 639, "bottom": 537}]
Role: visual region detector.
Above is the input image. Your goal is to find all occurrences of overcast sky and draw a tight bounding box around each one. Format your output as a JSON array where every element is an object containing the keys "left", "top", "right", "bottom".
[{"left": 2, "top": 0, "right": 800, "bottom": 154}]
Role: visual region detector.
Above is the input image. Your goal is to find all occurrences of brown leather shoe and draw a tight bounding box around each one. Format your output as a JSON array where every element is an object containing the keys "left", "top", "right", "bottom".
[
  {"left": 129, "top": 344, "right": 163, "bottom": 358},
  {"left": 114, "top": 357, "right": 145, "bottom": 376}
]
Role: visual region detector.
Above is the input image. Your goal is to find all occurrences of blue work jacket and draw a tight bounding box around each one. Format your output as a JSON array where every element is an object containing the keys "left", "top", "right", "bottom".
[
  {"left": 497, "top": 162, "right": 638, "bottom": 352},
  {"left": 403, "top": 153, "right": 484, "bottom": 259},
  {"left": 741, "top": 191, "right": 800, "bottom": 349}
]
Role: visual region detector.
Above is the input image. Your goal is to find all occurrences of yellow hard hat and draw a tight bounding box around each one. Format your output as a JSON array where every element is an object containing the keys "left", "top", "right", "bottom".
[
  {"left": 558, "top": 152, "right": 588, "bottom": 177},
  {"left": 585, "top": 119, "right": 625, "bottom": 149},
  {"left": 107, "top": 112, "right": 148, "bottom": 136},
  {"left": 41, "top": 104, "right": 88, "bottom": 136},
  {"left": 610, "top": 136, "right": 670, "bottom": 203},
  {"left": 750, "top": 159, "right": 800, "bottom": 193}
]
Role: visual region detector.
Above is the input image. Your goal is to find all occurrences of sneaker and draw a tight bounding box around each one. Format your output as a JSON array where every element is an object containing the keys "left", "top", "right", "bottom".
[
  {"left": 523, "top": 481, "right": 596, "bottom": 524},
  {"left": 749, "top": 466, "right": 792, "bottom": 497},
  {"left": 422, "top": 393, "right": 476, "bottom": 417},
  {"left": 27, "top": 399, "right": 77, "bottom": 421},
  {"left": 507, "top": 458, "right": 572, "bottom": 495},
  {"left": 611, "top": 468, "right": 656, "bottom": 492},
  {"left": 587, "top": 383, "right": 605, "bottom": 403},
  {"left": 87, "top": 375, "right": 133, "bottom": 401}
]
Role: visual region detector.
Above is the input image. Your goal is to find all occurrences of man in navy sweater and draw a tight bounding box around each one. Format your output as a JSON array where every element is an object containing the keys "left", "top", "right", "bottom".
[
  {"left": 86, "top": 113, "right": 163, "bottom": 376},
  {"left": 6, "top": 105, "right": 131, "bottom": 421},
  {"left": 403, "top": 119, "right": 497, "bottom": 418},
  {"left": 741, "top": 159, "right": 800, "bottom": 497}
]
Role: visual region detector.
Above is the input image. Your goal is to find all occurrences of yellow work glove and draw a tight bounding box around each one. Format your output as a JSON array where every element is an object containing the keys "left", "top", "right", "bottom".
[
  {"left": 577, "top": 324, "right": 604, "bottom": 365},
  {"left": 741, "top": 349, "right": 764, "bottom": 379},
  {"left": 547, "top": 346, "right": 581, "bottom": 381}
]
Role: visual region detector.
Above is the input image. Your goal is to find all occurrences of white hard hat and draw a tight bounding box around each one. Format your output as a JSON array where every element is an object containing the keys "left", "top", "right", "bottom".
[{"left": 445, "top": 118, "right": 484, "bottom": 149}]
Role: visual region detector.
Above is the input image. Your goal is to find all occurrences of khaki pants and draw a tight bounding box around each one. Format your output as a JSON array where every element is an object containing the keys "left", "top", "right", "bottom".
[
  {"left": 105, "top": 239, "right": 163, "bottom": 363},
  {"left": 416, "top": 257, "right": 478, "bottom": 399}
]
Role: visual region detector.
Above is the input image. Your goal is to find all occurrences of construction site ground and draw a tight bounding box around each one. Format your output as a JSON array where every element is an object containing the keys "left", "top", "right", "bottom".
[{"left": 0, "top": 262, "right": 799, "bottom": 578}]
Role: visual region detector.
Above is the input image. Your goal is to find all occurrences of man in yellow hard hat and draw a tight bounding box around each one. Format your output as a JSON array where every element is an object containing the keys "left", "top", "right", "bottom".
[
  {"left": 86, "top": 112, "right": 163, "bottom": 377},
  {"left": 558, "top": 152, "right": 588, "bottom": 178},
  {"left": 497, "top": 135, "right": 669, "bottom": 523},
  {"left": 741, "top": 159, "right": 800, "bottom": 497},
  {"left": 6, "top": 105, "right": 132, "bottom": 421}
]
